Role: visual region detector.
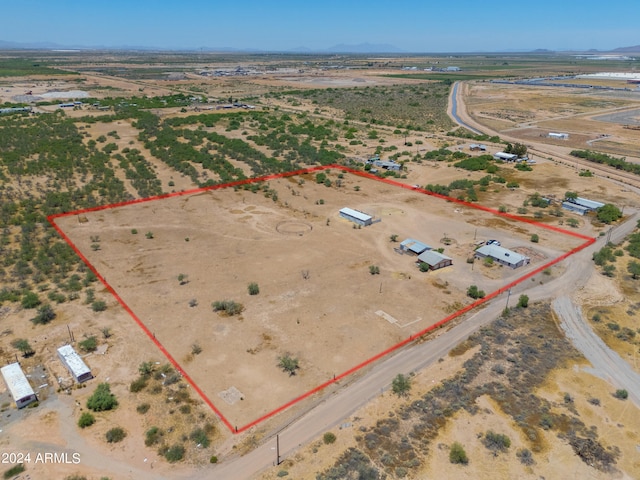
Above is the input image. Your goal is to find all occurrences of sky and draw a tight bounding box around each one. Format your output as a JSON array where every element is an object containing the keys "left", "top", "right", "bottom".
[{"left": 2, "top": 0, "right": 638, "bottom": 52}]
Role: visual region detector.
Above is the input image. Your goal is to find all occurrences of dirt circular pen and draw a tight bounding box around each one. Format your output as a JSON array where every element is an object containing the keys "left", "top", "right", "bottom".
[{"left": 275, "top": 220, "right": 313, "bottom": 236}]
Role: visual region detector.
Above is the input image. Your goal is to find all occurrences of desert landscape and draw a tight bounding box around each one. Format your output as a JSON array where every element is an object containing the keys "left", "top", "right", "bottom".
[{"left": 0, "top": 49, "right": 640, "bottom": 480}]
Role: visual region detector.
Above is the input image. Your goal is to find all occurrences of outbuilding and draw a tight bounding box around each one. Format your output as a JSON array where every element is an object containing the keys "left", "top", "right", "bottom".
[
  {"left": 493, "top": 152, "right": 519, "bottom": 162},
  {"left": 475, "top": 244, "right": 530, "bottom": 269},
  {"left": 469, "top": 144, "right": 487, "bottom": 151},
  {"left": 1, "top": 362, "right": 37, "bottom": 409},
  {"left": 569, "top": 197, "right": 605, "bottom": 212},
  {"left": 548, "top": 132, "right": 569, "bottom": 140},
  {"left": 339, "top": 207, "right": 373, "bottom": 227},
  {"left": 399, "top": 238, "right": 432, "bottom": 255},
  {"left": 562, "top": 201, "right": 590, "bottom": 215},
  {"left": 57, "top": 345, "right": 93, "bottom": 383},
  {"left": 417, "top": 250, "right": 453, "bottom": 271}
]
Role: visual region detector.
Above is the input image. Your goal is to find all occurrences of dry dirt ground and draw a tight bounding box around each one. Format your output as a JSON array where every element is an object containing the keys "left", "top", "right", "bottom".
[{"left": 53, "top": 169, "right": 585, "bottom": 430}]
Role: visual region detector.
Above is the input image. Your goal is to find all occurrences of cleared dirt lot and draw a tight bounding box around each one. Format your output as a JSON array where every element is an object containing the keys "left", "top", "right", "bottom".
[{"left": 54, "top": 169, "right": 585, "bottom": 428}]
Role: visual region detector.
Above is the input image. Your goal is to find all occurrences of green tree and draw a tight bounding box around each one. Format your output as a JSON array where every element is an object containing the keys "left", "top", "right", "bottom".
[
  {"left": 11, "top": 338, "right": 34, "bottom": 356},
  {"left": 597, "top": 204, "right": 622, "bottom": 224},
  {"left": 517, "top": 295, "right": 529, "bottom": 308},
  {"left": 449, "top": 442, "right": 469, "bottom": 465},
  {"left": 565, "top": 191, "right": 578, "bottom": 201},
  {"left": 467, "top": 285, "right": 485, "bottom": 299},
  {"left": 628, "top": 261, "right": 640, "bottom": 279},
  {"left": 87, "top": 383, "right": 118, "bottom": 412},
  {"left": 511, "top": 143, "right": 527, "bottom": 157},
  {"left": 278, "top": 353, "right": 300, "bottom": 376},
  {"left": 392, "top": 373, "right": 411, "bottom": 397},
  {"left": 614, "top": 389, "right": 628, "bottom": 400}
]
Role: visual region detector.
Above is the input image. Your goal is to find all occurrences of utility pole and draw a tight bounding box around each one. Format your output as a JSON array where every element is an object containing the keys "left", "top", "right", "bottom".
[
  {"left": 505, "top": 288, "right": 511, "bottom": 309},
  {"left": 276, "top": 434, "right": 281, "bottom": 465}
]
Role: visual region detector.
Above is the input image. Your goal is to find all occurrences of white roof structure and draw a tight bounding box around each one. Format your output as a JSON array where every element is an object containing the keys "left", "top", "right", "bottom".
[
  {"left": 1, "top": 363, "right": 36, "bottom": 404},
  {"left": 57, "top": 345, "right": 92, "bottom": 382},
  {"left": 493, "top": 152, "right": 518, "bottom": 161},
  {"left": 476, "top": 244, "right": 526, "bottom": 267},
  {"left": 573, "top": 197, "right": 605, "bottom": 210},
  {"left": 339, "top": 207, "right": 372, "bottom": 223}
]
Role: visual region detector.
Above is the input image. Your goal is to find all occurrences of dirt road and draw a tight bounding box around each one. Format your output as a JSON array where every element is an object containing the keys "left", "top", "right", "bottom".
[{"left": 553, "top": 296, "right": 640, "bottom": 406}]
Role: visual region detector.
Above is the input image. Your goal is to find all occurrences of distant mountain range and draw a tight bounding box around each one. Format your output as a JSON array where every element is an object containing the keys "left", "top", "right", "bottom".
[{"left": 0, "top": 39, "right": 638, "bottom": 54}]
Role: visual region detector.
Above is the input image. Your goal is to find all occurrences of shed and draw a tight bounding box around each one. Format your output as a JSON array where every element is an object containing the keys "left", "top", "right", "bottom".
[
  {"left": 57, "top": 345, "right": 93, "bottom": 383},
  {"left": 562, "top": 201, "right": 589, "bottom": 216},
  {"left": 1, "top": 363, "right": 37, "bottom": 409},
  {"left": 475, "top": 244, "right": 529, "bottom": 269},
  {"left": 399, "top": 238, "right": 432, "bottom": 255},
  {"left": 469, "top": 144, "right": 487, "bottom": 151},
  {"left": 493, "top": 152, "right": 518, "bottom": 162},
  {"left": 417, "top": 250, "right": 453, "bottom": 270},
  {"left": 339, "top": 207, "right": 373, "bottom": 227}
]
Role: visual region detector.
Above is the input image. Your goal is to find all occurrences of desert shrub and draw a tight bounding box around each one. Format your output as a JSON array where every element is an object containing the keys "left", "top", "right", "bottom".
[
  {"left": 278, "top": 353, "right": 300, "bottom": 376},
  {"left": 588, "top": 397, "right": 601, "bottom": 406},
  {"left": 190, "top": 427, "right": 210, "bottom": 447},
  {"left": 316, "top": 447, "right": 381, "bottom": 480},
  {"left": 78, "top": 336, "right": 98, "bottom": 352},
  {"left": 31, "top": 304, "right": 56, "bottom": 325},
  {"left": 210, "top": 455, "right": 218, "bottom": 464},
  {"left": 3, "top": 464, "right": 25, "bottom": 479},
  {"left": 105, "top": 427, "right": 126, "bottom": 443},
  {"left": 517, "top": 295, "right": 529, "bottom": 308},
  {"left": 482, "top": 430, "right": 511, "bottom": 453},
  {"left": 212, "top": 300, "right": 243, "bottom": 316},
  {"left": 91, "top": 300, "right": 107, "bottom": 312},
  {"left": 145, "top": 426, "right": 162, "bottom": 446},
  {"left": 516, "top": 448, "right": 535, "bottom": 465},
  {"left": 449, "top": 442, "right": 468, "bottom": 465},
  {"left": 78, "top": 412, "right": 95, "bottom": 428},
  {"left": 130, "top": 377, "right": 148, "bottom": 393},
  {"left": 21, "top": 291, "right": 41, "bottom": 309},
  {"left": 136, "top": 403, "right": 150, "bottom": 414},
  {"left": 530, "top": 234, "right": 539, "bottom": 243},
  {"left": 87, "top": 383, "right": 118, "bottom": 412},
  {"left": 248, "top": 282, "right": 260, "bottom": 295},
  {"left": 323, "top": 432, "right": 337, "bottom": 444},
  {"left": 392, "top": 373, "right": 411, "bottom": 397},
  {"left": 467, "top": 285, "right": 485, "bottom": 299},
  {"left": 163, "top": 444, "right": 185, "bottom": 463},
  {"left": 369, "top": 265, "right": 380, "bottom": 275},
  {"left": 614, "top": 389, "right": 628, "bottom": 400}
]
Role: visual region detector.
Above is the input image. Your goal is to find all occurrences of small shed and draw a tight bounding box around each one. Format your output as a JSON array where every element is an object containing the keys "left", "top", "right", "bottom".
[
  {"left": 399, "top": 238, "right": 431, "bottom": 255},
  {"left": 469, "top": 144, "right": 487, "bottom": 151},
  {"left": 57, "top": 345, "right": 93, "bottom": 383},
  {"left": 339, "top": 207, "right": 373, "bottom": 227},
  {"left": 1, "top": 362, "right": 37, "bottom": 409},
  {"left": 475, "top": 244, "right": 529, "bottom": 269},
  {"left": 548, "top": 132, "right": 569, "bottom": 140},
  {"left": 417, "top": 250, "right": 453, "bottom": 271}
]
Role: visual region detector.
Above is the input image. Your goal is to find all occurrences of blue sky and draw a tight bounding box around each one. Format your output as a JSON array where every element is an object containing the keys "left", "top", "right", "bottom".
[{"left": 2, "top": 0, "right": 638, "bottom": 52}]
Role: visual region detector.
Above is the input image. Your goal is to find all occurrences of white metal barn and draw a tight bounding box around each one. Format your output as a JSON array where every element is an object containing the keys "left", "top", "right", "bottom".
[
  {"left": 339, "top": 207, "right": 373, "bottom": 226},
  {"left": 1, "top": 362, "right": 37, "bottom": 409},
  {"left": 57, "top": 345, "right": 93, "bottom": 383}
]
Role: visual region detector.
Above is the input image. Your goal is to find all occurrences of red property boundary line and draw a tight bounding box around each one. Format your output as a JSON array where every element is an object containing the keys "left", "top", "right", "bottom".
[{"left": 48, "top": 164, "right": 595, "bottom": 434}]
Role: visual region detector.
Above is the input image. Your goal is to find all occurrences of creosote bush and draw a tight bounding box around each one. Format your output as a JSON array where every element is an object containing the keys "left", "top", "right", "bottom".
[
  {"left": 449, "top": 442, "right": 468, "bottom": 465},
  {"left": 212, "top": 300, "right": 243, "bottom": 316}
]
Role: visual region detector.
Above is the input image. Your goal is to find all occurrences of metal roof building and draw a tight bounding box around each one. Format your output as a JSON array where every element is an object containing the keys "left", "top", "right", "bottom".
[
  {"left": 475, "top": 244, "right": 529, "bottom": 269},
  {"left": 1, "top": 363, "right": 37, "bottom": 409},
  {"left": 493, "top": 152, "right": 519, "bottom": 162},
  {"left": 399, "top": 238, "right": 432, "bottom": 255},
  {"left": 417, "top": 250, "right": 453, "bottom": 271},
  {"left": 562, "top": 201, "right": 590, "bottom": 216},
  {"left": 57, "top": 345, "right": 93, "bottom": 383},
  {"left": 339, "top": 207, "right": 373, "bottom": 227},
  {"left": 572, "top": 197, "right": 605, "bottom": 211}
]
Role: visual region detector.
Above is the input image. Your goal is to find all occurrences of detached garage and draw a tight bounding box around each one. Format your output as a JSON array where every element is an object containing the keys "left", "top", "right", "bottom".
[
  {"left": 1, "top": 362, "right": 37, "bottom": 409},
  {"left": 58, "top": 345, "right": 93, "bottom": 383}
]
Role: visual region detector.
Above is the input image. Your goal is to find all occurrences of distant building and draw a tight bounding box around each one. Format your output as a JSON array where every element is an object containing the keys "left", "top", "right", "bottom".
[
  {"left": 57, "top": 345, "right": 93, "bottom": 383},
  {"left": 446, "top": 66, "right": 461, "bottom": 72},
  {"left": 339, "top": 207, "right": 373, "bottom": 227},
  {"left": 417, "top": 250, "right": 453, "bottom": 270},
  {"left": 562, "top": 202, "right": 590, "bottom": 215},
  {"left": 469, "top": 144, "right": 487, "bottom": 151},
  {"left": 493, "top": 152, "right": 519, "bottom": 162},
  {"left": 399, "top": 239, "right": 432, "bottom": 255},
  {"left": 548, "top": 132, "right": 569, "bottom": 140},
  {"left": 569, "top": 196, "right": 605, "bottom": 211},
  {"left": 1, "top": 363, "right": 37, "bottom": 409},
  {"left": 475, "top": 244, "right": 530, "bottom": 269}
]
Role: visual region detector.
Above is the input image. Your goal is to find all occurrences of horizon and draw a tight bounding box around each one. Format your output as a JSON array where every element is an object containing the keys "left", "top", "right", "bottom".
[{"left": 2, "top": 0, "right": 638, "bottom": 53}]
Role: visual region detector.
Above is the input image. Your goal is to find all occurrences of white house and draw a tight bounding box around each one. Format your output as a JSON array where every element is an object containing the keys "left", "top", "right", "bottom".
[
  {"left": 57, "top": 345, "right": 93, "bottom": 383},
  {"left": 1, "top": 363, "right": 37, "bottom": 409}
]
